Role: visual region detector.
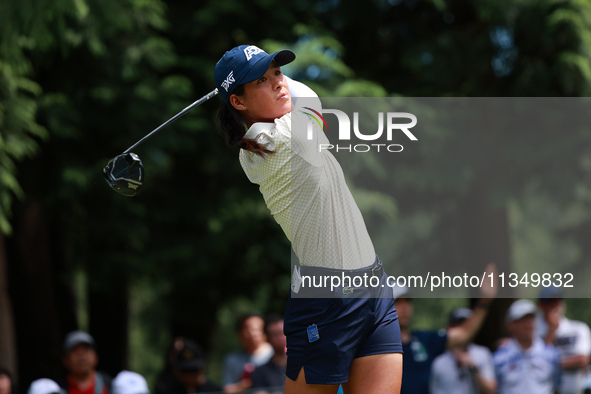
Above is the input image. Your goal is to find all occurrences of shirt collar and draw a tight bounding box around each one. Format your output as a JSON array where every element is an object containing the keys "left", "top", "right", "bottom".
[
  {"left": 511, "top": 336, "right": 545, "bottom": 353},
  {"left": 243, "top": 121, "right": 276, "bottom": 140}
]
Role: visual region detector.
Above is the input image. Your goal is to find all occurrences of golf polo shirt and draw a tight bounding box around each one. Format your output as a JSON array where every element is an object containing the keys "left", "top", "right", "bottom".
[{"left": 239, "top": 77, "right": 375, "bottom": 270}]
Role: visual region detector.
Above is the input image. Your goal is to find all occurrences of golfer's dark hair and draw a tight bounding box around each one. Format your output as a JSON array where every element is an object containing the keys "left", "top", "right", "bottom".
[{"left": 216, "top": 84, "right": 274, "bottom": 157}]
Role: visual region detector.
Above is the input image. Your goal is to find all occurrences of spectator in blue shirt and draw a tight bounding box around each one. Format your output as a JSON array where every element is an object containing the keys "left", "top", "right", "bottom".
[
  {"left": 395, "top": 265, "right": 497, "bottom": 394},
  {"left": 222, "top": 314, "right": 273, "bottom": 393}
]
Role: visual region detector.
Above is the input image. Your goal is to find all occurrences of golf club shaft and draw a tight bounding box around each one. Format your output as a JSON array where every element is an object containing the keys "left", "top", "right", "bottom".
[{"left": 123, "top": 88, "right": 219, "bottom": 154}]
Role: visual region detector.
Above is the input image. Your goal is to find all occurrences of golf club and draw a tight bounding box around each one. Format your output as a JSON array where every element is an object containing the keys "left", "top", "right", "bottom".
[{"left": 103, "top": 88, "right": 219, "bottom": 196}]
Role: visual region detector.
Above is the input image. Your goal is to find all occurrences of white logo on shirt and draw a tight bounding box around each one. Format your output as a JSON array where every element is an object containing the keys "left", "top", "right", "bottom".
[
  {"left": 221, "top": 71, "right": 235, "bottom": 92},
  {"left": 244, "top": 45, "right": 263, "bottom": 61}
]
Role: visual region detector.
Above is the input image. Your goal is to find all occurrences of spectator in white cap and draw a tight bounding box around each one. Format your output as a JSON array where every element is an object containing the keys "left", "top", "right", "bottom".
[
  {"left": 61, "top": 330, "right": 111, "bottom": 394},
  {"left": 493, "top": 299, "right": 561, "bottom": 394},
  {"left": 28, "top": 379, "right": 63, "bottom": 394},
  {"left": 112, "top": 371, "right": 149, "bottom": 394}
]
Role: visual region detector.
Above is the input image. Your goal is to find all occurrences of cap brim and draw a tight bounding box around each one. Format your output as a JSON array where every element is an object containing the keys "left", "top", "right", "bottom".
[
  {"left": 539, "top": 297, "right": 563, "bottom": 303},
  {"left": 508, "top": 311, "right": 536, "bottom": 323},
  {"left": 64, "top": 340, "right": 94, "bottom": 354},
  {"left": 239, "top": 50, "right": 296, "bottom": 86},
  {"left": 272, "top": 49, "right": 296, "bottom": 67}
]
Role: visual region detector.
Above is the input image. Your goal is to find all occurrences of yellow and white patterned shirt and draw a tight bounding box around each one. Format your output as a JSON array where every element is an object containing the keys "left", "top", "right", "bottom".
[{"left": 238, "top": 79, "right": 375, "bottom": 270}]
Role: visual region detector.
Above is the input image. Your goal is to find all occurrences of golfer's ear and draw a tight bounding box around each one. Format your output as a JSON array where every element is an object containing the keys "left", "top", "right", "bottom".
[{"left": 229, "top": 94, "right": 245, "bottom": 111}]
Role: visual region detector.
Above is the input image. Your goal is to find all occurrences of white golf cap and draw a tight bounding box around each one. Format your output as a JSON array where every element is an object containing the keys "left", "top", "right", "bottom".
[
  {"left": 506, "top": 299, "right": 537, "bottom": 323},
  {"left": 112, "top": 371, "right": 149, "bottom": 394},
  {"left": 28, "top": 379, "right": 63, "bottom": 394}
]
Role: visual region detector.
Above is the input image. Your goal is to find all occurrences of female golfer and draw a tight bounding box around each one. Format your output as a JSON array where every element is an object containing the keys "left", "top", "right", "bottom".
[{"left": 214, "top": 45, "right": 403, "bottom": 393}]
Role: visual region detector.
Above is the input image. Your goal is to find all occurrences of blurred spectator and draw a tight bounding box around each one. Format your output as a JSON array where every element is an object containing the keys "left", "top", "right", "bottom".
[
  {"left": 430, "top": 308, "right": 497, "bottom": 394},
  {"left": 494, "top": 299, "right": 561, "bottom": 394},
  {"left": 250, "top": 315, "right": 287, "bottom": 394},
  {"left": 154, "top": 337, "right": 186, "bottom": 394},
  {"left": 0, "top": 367, "right": 12, "bottom": 394},
  {"left": 155, "top": 339, "right": 221, "bottom": 394},
  {"left": 28, "top": 379, "right": 63, "bottom": 394},
  {"left": 395, "top": 283, "right": 495, "bottom": 394},
  {"left": 112, "top": 371, "right": 149, "bottom": 394},
  {"left": 583, "top": 367, "right": 591, "bottom": 394},
  {"left": 222, "top": 314, "right": 273, "bottom": 394},
  {"left": 536, "top": 286, "right": 591, "bottom": 394},
  {"left": 60, "top": 331, "right": 111, "bottom": 394}
]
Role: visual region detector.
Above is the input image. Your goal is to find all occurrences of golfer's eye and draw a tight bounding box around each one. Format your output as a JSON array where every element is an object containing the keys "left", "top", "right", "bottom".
[{"left": 258, "top": 76, "right": 267, "bottom": 83}]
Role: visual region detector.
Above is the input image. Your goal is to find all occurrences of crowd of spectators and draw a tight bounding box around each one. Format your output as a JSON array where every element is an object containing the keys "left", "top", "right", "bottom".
[
  {"left": 397, "top": 286, "right": 591, "bottom": 394},
  {"left": 4, "top": 286, "right": 591, "bottom": 394}
]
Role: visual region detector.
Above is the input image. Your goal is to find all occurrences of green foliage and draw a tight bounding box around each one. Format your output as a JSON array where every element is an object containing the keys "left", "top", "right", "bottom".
[
  {"left": 0, "top": 61, "right": 47, "bottom": 234},
  {"left": 264, "top": 31, "right": 388, "bottom": 97}
]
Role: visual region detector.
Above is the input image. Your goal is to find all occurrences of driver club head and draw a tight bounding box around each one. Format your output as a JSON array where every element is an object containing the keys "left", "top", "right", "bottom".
[{"left": 103, "top": 152, "right": 144, "bottom": 197}]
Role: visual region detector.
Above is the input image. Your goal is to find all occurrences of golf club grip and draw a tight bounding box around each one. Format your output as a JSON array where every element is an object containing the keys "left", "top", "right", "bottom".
[{"left": 123, "top": 88, "right": 219, "bottom": 154}]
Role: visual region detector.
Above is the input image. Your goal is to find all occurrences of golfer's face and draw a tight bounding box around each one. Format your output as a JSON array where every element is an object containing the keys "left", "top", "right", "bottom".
[{"left": 239, "top": 65, "right": 291, "bottom": 123}]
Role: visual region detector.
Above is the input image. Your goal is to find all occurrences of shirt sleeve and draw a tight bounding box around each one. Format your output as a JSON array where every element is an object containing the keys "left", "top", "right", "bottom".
[
  {"left": 553, "top": 347, "right": 562, "bottom": 391},
  {"left": 281, "top": 77, "right": 330, "bottom": 166},
  {"left": 492, "top": 350, "right": 503, "bottom": 388},
  {"left": 222, "top": 353, "right": 243, "bottom": 385},
  {"left": 429, "top": 355, "right": 443, "bottom": 394},
  {"left": 286, "top": 76, "right": 322, "bottom": 113},
  {"left": 576, "top": 321, "right": 591, "bottom": 356},
  {"left": 477, "top": 347, "right": 496, "bottom": 382}
]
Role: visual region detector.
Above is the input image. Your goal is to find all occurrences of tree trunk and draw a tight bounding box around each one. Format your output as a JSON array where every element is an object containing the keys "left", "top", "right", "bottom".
[
  {"left": 88, "top": 278, "right": 128, "bottom": 376},
  {"left": 460, "top": 175, "right": 514, "bottom": 349},
  {"left": 0, "top": 232, "right": 18, "bottom": 382},
  {"left": 8, "top": 202, "right": 63, "bottom": 383}
]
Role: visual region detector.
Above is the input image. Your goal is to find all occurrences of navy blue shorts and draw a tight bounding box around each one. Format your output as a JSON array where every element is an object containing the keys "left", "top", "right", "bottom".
[{"left": 283, "top": 256, "right": 403, "bottom": 385}]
